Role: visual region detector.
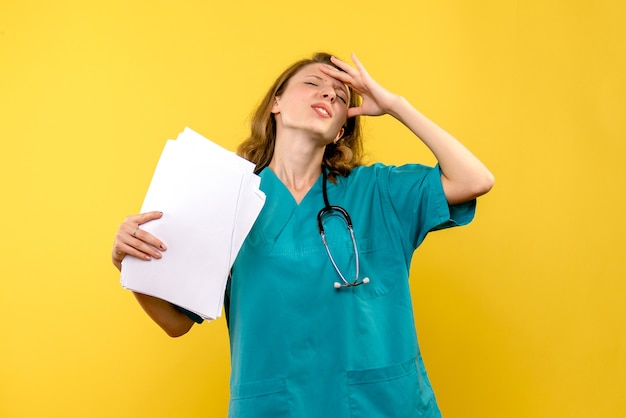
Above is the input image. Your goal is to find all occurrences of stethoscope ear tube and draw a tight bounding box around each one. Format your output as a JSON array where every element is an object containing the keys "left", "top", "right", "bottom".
[{"left": 317, "top": 205, "right": 353, "bottom": 234}]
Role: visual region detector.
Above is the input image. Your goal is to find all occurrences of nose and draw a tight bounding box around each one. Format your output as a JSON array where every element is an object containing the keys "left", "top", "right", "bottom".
[{"left": 321, "top": 87, "right": 336, "bottom": 103}]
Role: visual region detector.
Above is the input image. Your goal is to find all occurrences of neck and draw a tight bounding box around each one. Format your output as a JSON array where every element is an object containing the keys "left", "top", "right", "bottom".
[{"left": 269, "top": 131, "right": 325, "bottom": 203}]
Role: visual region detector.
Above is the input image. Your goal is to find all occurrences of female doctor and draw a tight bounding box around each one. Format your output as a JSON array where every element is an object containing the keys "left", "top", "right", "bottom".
[{"left": 111, "top": 52, "right": 494, "bottom": 417}]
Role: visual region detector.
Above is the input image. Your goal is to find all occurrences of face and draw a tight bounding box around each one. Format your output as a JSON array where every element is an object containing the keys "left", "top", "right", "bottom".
[{"left": 271, "top": 63, "right": 350, "bottom": 144}]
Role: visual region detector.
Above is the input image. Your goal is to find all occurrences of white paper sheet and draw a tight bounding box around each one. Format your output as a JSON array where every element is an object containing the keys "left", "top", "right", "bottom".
[{"left": 120, "top": 127, "right": 265, "bottom": 320}]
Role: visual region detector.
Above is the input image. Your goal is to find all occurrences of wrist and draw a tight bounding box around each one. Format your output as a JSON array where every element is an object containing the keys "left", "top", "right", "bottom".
[{"left": 385, "top": 95, "right": 412, "bottom": 119}]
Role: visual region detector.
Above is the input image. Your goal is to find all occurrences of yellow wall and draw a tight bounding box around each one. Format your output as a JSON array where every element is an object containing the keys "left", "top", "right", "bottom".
[{"left": 1, "top": 1, "right": 624, "bottom": 417}]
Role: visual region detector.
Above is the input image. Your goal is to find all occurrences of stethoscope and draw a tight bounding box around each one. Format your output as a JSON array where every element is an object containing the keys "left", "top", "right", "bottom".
[{"left": 317, "top": 167, "right": 370, "bottom": 289}]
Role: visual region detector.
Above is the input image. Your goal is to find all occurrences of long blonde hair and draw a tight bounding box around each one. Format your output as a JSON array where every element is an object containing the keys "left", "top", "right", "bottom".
[{"left": 237, "top": 52, "right": 363, "bottom": 182}]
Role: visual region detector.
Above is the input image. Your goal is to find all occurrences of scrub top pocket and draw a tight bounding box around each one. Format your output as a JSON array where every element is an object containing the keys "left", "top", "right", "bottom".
[
  {"left": 347, "top": 359, "right": 440, "bottom": 418},
  {"left": 349, "top": 235, "right": 399, "bottom": 301},
  {"left": 229, "top": 377, "right": 292, "bottom": 418}
]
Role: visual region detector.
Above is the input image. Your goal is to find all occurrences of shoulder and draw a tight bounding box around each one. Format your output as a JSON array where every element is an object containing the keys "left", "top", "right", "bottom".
[
  {"left": 344, "top": 163, "right": 391, "bottom": 181},
  {"left": 343, "top": 163, "right": 438, "bottom": 187}
]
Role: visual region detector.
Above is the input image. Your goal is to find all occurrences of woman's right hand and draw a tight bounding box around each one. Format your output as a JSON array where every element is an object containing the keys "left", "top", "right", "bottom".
[{"left": 111, "top": 211, "right": 167, "bottom": 271}]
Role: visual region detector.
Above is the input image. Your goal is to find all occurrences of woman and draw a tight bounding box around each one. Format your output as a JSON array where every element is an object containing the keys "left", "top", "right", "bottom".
[{"left": 112, "top": 52, "right": 494, "bottom": 417}]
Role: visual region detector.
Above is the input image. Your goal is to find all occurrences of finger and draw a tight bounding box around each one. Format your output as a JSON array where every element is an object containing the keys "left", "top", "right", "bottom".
[
  {"left": 349, "top": 52, "right": 363, "bottom": 70},
  {"left": 127, "top": 210, "right": 164, "bottom": 227},
  {"left": 131, "top": 227, "right": 167, "bottom": 251},
  {"left": 114, "top": 239, "right": 160, "bottom": 262},
  {"left": 320, "top": 65, "right": 365, "bottom": 98},
  {"left": 120, "top": 212, "right": 163, "bottom": 235},
  {"left": 349, "top": 53, "right": 374, "bottom": 84},
  {"left": 347, "top": 106, "right": 365, "bottom": 119},
  {"left": 114, "top": 225, "right": 164, "bottom": 259},
  {"left": 329, "top": 55, "right": 357, "bottom": 76},
  {"left": 319, "top": 64, "right": 353, "bottom": 85},
  {"left": 119, "top": 211, "right": 167, "bottom": 250}
]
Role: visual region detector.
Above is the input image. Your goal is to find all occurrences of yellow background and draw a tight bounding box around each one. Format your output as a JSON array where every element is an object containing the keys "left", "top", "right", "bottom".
[{"left": 1, "top": 0, "right": 624, "bottom": 417}]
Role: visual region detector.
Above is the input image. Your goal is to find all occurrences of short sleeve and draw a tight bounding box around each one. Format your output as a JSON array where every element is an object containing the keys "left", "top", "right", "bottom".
[
  {"left": 173, "top": 304, "right": 204, "bottom": 324},
  {"left": 383, "top": 163, "right": 476, "bottom": 248}
]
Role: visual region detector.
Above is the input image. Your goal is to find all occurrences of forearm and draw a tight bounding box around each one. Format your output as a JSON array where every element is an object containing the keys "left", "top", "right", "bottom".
[
  {"left": 387, "top": 96, "right": 494, "bottom": 204},
  {"left": 133, "top": 292, "right": 194, "bottom": 337}
]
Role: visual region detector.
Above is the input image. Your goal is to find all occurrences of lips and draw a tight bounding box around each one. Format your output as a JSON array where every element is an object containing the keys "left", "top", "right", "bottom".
[{"left": 311, "top": 103, "right": 332, "bottom": 118}]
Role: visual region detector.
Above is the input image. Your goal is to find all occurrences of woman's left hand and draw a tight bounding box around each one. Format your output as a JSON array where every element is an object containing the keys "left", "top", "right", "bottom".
[{"left": 320, "top": 53, "right": 399, "bottom": 119}]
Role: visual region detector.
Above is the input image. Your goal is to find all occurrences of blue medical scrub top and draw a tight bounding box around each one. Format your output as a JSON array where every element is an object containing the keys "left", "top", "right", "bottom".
[{"left": 223, "top": 163, "right": 475, "bottom": 418}]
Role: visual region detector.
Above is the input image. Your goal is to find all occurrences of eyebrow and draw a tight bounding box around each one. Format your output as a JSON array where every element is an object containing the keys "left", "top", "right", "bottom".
[{"left": 305, "top": 74, "right": 349, "bottom": 96}]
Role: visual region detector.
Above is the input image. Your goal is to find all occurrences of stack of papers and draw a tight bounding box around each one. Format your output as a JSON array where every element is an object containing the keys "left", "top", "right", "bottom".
[{"left": 121, "top": 127, "right": 266, "bottom": 321}]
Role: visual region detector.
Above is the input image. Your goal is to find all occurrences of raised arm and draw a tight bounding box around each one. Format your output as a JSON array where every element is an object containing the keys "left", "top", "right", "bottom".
[
  {"left": 112, "top": 211, "right": 194, "bottom": 337},
  {"left": 322, "top": 54, "right": 494, "bottom": 205}
]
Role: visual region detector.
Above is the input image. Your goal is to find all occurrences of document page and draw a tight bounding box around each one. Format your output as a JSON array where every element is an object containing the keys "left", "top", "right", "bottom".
[{"left": 121, "top": 128, "right": 265, "bottom": 320}]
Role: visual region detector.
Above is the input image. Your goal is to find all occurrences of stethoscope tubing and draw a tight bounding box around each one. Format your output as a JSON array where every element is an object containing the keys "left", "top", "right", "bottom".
[{"left": 318, "top": 167, "right": 369, "bottom": 288}]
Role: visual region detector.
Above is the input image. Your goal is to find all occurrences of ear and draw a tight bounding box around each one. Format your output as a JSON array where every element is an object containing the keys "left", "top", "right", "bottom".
[
  {"left": 271, "top": 97, "right": 280, "bottom": 114},
  {"left": 333, "top": 128, "right": 345, "bottom": 144}
]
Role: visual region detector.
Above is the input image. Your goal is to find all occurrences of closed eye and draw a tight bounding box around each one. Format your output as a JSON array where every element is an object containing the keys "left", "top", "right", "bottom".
[{"left": 305, "top": 79, "right": 347, "bottom": 104}]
